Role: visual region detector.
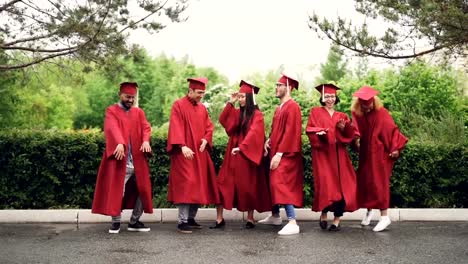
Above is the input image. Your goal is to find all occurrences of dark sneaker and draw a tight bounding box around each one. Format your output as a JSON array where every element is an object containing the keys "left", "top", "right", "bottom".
[
  {"left": 245, "top": 221, "right": 255, "bottom": 229},
  {"left": 209, "top": 219, "right": 225, "bottom": 229},
  {"left": 177, "top": 223, "right": 193, "bottom": 234},
  {"left": 128, "top": 221, "right": 150, "bottom": 232},
  {"left": 187, "top": 218, "right": 202, "bottom": 229},
  {"left": 109, "top": 222, "right": 121, "bottom": 234}
]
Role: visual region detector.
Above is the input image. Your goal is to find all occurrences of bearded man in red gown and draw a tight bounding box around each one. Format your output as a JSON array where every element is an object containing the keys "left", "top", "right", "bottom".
[{"left": 92, "top": 82, "right": 153, "bottom": 234}]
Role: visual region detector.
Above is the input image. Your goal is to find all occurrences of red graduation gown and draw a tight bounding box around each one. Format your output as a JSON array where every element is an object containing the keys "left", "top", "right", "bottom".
[
  {"left": 268, "top": 99, "right": 304, "bottom": 207},
  {"left": 166, "top": 96, "right": 220, "bottom": 205},
  {"left": 217, "top": 103, "right": 272, "bottom": 212},
  {"left": 92, "top": 104, "right": 153, "bottom": 216},
  {"left": 352, "top": 108, "right": 408, "bottom": 209},
  {"left": 306, "top": 107, "right": 358, "bottom": 212}
]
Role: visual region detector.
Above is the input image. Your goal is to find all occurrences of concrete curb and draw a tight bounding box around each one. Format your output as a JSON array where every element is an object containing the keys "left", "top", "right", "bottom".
[{"left": 0, "top": 208, "right": 467, "bottom": 223}]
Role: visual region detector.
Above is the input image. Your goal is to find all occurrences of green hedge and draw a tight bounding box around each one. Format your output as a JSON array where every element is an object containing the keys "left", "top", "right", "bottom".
[{"left": 0, "top": 129, "right": 467, "bottom": 209}]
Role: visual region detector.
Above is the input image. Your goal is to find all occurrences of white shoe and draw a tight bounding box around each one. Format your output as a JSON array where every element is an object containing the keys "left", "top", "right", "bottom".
[
  {"left": 373, "top": 216, "right": 391, "bottom": 232},
  {"left": 361, "top": 210, "right": 374, "bottom": 226},
  {"left": 258, "top": 215, "right": 282, "bottom": 226},
  {"left": 278, "top": 223, "right": 300, "bottom": 235}
]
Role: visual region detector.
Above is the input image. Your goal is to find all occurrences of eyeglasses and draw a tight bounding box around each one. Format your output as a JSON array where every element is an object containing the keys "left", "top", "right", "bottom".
[{"left": 324, "top": 95, "right": 336, "bottom": 99}]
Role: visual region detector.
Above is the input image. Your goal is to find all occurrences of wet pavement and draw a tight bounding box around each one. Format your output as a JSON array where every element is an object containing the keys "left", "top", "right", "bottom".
[{"left": 0, "top": 221, "right": 467, "bottom": 264}]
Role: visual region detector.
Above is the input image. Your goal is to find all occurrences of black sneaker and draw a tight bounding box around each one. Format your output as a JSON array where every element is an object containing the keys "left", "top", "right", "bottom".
[
  {"left": 128, "top": 221, "right": 150, "bottom": 232},
  {"left": 109, "top": 222, "right": 120, "bottom": 234},
  {"left": 187, "top": 218, "right": 202, "bottom": 229},
  {"left": 177, "top": 223, "right": 193, "bottom": 234}
]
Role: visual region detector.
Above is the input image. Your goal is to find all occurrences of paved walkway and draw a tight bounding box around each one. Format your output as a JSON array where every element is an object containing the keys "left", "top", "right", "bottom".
[{"left": 1, "top": 221, "right": 467, "bottom": 264}]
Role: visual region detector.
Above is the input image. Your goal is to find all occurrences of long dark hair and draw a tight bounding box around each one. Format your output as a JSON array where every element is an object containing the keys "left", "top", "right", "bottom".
[{"left": 239, "top": 93, "right": 259, "bottom": 134}]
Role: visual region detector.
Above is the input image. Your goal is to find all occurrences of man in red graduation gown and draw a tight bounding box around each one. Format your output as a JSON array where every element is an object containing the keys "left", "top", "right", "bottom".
[
  {"left": 92, "top": 82, "right": 153, "bottom": 234},
  {"left": 306, "top": 84, "right": 358, "bottom": 231},
  {"left": 211, "top": 80, "right": 271, "bottom": 229},
  {"left": 258, "top": 73, "right": 304, "bottom": 236},
  {"left": 351, "top": 86, "right": 408, "bottom": 232},
  {"left": 167, "top": 77, "right": 220, "bottom": 234}
]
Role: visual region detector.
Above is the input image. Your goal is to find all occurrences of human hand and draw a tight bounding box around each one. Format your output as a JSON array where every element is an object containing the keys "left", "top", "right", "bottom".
[
  {"left": 389, "top": 150, "right": 399, "bottom": 159},
  {"left": 230, "top": 92, "right": 239, "bottom": 104},
  {"left": 270, "top": 154, "right": 281, "bottom": 170},
  {"left": 181, "top": 146, "right": 195, "bottom": 160},
  {"left": 199, "top": 139, "right": 208, "bottom": 152},
  {"left": 337, "top": 118, "right": 346, "bottom": 131},
  {"left": 140, "top": 141, "right": 152, "bottom": 153},
  {"left": 231, "top": 147, "right": 240, "bottom": 155},
  {"left": 263, "top": 139, "right": 270, "bottom": 157},
  {"left": 113, "top": 144, "right": 125, "bottom": 160}
]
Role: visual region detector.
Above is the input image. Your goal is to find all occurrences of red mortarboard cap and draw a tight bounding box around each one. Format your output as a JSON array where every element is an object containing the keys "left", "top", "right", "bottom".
[
  {"left": 353, "top": 86, "right": 379, "bottom": 100},
  {"left": 277, "top": 73, "right": 299, "bottom": 89},
  {"left": 187, "top": 77, "right": 208, "bottom": 90},
  {"left": 119, "top": 82, "right": 138, "bottom": 95},
  {"left": 239, "top": 80, "right": 260, "bottom": 94},
  {"left": 315, "top": 83, "right": 340, "bottom": 95}
]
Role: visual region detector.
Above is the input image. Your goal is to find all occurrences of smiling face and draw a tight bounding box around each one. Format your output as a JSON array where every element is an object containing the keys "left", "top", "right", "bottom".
[
  {"left": 188, "top": 88, "right": 206, "bottom": 103},
  {"left": 323, "top": 93, "right": 336, "bottom": 109},
  {"left": 238, "top": 92, "right": 246, "bottom": 107},
  {"left": 359, "top": 99, "right": 374, "bottom": 113},
  {"left": 119, "top": 92, "right": 135, "bottom": 108}
]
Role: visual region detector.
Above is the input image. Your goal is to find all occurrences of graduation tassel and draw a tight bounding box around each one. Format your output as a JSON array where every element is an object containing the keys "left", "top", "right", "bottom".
[
  {"left": 286, "top": 78, "right": 290, "bottom": 96},
  {"left": 322, "top": 84, "right": 325, "bottom": 102},
  {"left": 252, "top": 87, "right": 257, "bottom": 105}
]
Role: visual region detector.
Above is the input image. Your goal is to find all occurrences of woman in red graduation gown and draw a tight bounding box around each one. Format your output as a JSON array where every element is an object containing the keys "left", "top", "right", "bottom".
[
  {"left": 351, "top": 86, "right": 408, "bottom": 232},
  {"left": 211, "top": 80, "right": 271, "bottom": 229},
  {"left": 306, "top": 84, "right": 358, "bottom": 231}
]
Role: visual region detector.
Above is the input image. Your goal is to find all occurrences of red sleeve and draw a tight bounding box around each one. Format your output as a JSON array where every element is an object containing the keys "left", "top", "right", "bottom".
[
  {"left": 378, "top": 108, "right": 408, "bottom": 155},
  {"left": 306, "top": 107, "right": 328, "bottom": 149},
  {"left": 104, "top": 106, "right": 125, "bottom": 158},
  {"left": 219, "top": 103, "right": 240, "bottom": 136},
  {"left": 139, "top": 109, "right": 151, "bottom": 142},
  {"left": 239, "top": 110, "right": 265, "bottom": 165},
  {"left": 276, "top": 102, "right": 302, "bottom": 153},
  {"left": 167, "top": 101, "right": 185, "bottom": 153},
  {"left": 335, "top": 113, "right": 357, "bottom": 144},
  {"left": 203, "top": 108, "right": 214, "bottom": 149}
]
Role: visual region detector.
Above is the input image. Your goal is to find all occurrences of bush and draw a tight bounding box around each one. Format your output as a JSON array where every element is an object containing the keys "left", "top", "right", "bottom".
[{"left": 0, "top": 130, "right": 466, "bottom": 209}]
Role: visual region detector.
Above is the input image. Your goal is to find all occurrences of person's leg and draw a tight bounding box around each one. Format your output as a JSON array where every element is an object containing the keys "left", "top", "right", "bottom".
[
  {"left": 258, "top": 205, "right": 282, "bottom": 225},
  {"left": 373, "top": 208, "right": 391, "bottom": 232},
  {"left": 187, "top": 204, "right": 202, "bottom": 229},
  {"left": 109, "top": 167, "right": 134, "bottom": 233},
  {"left": 361, "top": 208, "right": 374, "bottom": 226},
  {"left": 319, "top": 206, "right": 330, "bottom": 230},
  {"left": 278, "top": 204, "right": 299, "bottom": 235},
  {"left": 215, "top": 205, "right": 224, "bottom": 223},
  {"left": 177, "top": 204, "right": 192, "bottom": 233},
  {"left": 329, "top": 200, "right": 345, "bottom": 231}
]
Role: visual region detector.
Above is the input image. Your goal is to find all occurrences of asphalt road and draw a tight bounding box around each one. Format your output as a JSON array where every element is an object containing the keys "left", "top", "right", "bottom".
[{"left": 0, "top": 221, "right": 467, "bottom": 264}]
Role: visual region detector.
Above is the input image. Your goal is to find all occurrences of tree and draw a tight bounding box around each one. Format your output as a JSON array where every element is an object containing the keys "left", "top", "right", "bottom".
[
  {"left": 315, "top": 44, "right": 348, "bottom": 84},
  {"left": 0, "top": 0, "right": 188, "bottom": 70},
  {"left": 309, "top": 0, "right": 468, "bottom": 60}
]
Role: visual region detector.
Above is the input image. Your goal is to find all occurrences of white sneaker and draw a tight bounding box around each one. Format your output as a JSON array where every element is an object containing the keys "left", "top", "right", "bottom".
[
  {"left": 278, "top": 223, "right": 300, "bottom": 235},
  {"left": 361, "top": 210, "right": 374, "bottom": 226},
  {"left": 373, "top": 216, "right": 391, "bottom": 232},
  {"left": 258, "top": 215, "right": 282, "bottom": 226}
]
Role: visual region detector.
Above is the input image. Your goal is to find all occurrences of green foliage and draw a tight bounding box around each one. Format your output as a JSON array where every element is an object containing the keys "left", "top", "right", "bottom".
[
  {"left": 0, "top": 130, "right": 466, "bottom": 209},
  {"left": 1, "top": 0, "right": 188, "bottom": 70},
  {"left": 309, "top": 0, "right": 468, "bottom": 59},
  {"left": 316, "top": 44, "right": 348, "bottom": 84}
]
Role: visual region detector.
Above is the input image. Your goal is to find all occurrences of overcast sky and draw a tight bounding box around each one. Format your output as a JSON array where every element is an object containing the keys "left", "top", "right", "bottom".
[{"left": 130, "top": 0, "right": 377, "bottom": 84}]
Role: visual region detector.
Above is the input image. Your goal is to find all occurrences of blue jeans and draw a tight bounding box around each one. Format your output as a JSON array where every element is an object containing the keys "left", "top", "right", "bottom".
[{"left": 272, "top": 204, "right": 296, "bottom": 220}]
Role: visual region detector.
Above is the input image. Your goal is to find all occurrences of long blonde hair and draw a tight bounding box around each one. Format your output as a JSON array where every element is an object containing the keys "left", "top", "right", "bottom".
[{"left": 351, "top": 96, "right": 383, "bottom": 116}]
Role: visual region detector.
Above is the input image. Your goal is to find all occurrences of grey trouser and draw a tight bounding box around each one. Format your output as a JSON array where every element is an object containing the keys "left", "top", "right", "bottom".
[
  {"left": 177, "top": 204, "right": 199, "bottom": 224},
  {"left": 111, "top": 166, "right": 143, "bottom": 224}
]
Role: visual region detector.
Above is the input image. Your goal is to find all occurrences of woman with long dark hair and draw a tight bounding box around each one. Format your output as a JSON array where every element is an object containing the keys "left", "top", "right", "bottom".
[{"left": 210, "top": 80, "right": 271, "bottom": 229}]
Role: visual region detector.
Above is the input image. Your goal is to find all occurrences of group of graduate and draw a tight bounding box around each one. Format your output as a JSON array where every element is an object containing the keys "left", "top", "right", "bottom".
[{"left": 91, "top": 73, "right": 407, "bottom": 236}]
